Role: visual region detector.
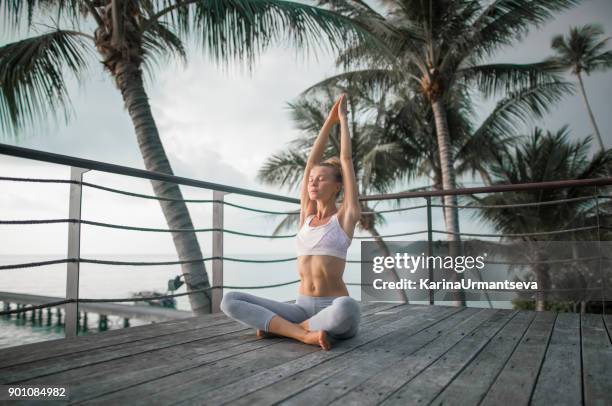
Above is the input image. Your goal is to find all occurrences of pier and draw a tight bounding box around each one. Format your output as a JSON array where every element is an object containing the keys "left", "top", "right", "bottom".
[{"left": 0, "top": 291, "right": 193, "bottom": 323}]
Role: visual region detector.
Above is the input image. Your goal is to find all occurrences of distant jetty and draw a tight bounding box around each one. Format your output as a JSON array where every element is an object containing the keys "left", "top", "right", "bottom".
[{"left": 0, "top": 291, "right": 193, "bottom": 323}]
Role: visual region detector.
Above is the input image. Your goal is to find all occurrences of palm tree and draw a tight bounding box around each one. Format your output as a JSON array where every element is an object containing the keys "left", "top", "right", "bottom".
[
  {"left": 0, "top": 1, "right": 392, "bottom": 314},
  {"left": 383, "top": 74, "right": 574, "bottom": 305},
  {"left": 467, "top": 127, "right": 612, "bottom": 310},
  {"left": 308, "top": 0, "right": 577, "bottom": 246},
  {"left": 547, "top": 24, "right": 612, "bottom": 152}
]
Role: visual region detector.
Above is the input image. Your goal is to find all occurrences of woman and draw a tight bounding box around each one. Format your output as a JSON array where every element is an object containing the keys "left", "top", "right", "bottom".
[{"left": 220, "top": 93, "right": 362, "bottom": 351}]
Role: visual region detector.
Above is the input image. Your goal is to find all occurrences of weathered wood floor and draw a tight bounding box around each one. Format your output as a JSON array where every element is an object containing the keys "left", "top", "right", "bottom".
[{"left": 0, "top": 301, "right": 611, "bottom": 405}]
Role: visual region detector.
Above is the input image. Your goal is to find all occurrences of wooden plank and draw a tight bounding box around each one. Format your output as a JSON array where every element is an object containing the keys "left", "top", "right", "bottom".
[
  {"left": 1, "top": 300, "right": 398, "bottom": 384},
  {"left": 428, "top": 309, "right": 536, "bottom": 405},
  {"left": 193, "top": 305, "right": 466, "bottom": 406},
  {"left": 8, "top": 301, "right": 410, "bottom": 402},
  {"left": 581, "top": 313, "right": 612, "bottom": 406},
  {"left": 239, "top": 307, "right": 484, "bottom": 406},
  {"left": 74, "top": 304, "right": 451, "bottom": 404},
  {"left": 530, "top": 312, "right": 581, "bottom": 406},
  {"left": 0, "top": 299, "right": 392, "bottom": 369},
  {"left": 604, "top": 314, "right": 612, "bottom": 339},
  {"left": 374, "top": 309, "right": 518, "bottom": 405},
  {"left": 479, "top": 311, "right": 556, "bottom": 406},
  {"left": 0, "top": 313, "right": 245, "bottom": 376},
  {"left": 0, "top": 310, "right": 234, "bottom": 369},
  {"left": 328, "top": 308, "right": 510, "bottom": 406},
  {"left": 1, "top": 320, "right": 255, "bottom": 384}
]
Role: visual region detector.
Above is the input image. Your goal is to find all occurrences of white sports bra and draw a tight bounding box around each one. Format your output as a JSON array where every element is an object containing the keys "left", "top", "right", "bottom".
[{"left": 295, "top": 212, "right": 352, "bottom": 260}]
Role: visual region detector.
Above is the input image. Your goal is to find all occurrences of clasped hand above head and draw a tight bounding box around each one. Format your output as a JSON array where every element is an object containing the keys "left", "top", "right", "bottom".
[{"left": 326, "top": 93, "right": 349, "bottom": 126}]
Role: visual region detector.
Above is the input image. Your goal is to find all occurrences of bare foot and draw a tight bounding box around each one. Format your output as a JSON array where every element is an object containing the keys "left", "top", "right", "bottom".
[{"left": 302, "top": 330, "right": 331, "bottom": 351}]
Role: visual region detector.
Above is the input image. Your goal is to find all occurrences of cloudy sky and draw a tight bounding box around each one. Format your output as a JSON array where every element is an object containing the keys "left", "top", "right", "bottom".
[{"left": 1, "top": 0, "right": 611, "bottom": 259}]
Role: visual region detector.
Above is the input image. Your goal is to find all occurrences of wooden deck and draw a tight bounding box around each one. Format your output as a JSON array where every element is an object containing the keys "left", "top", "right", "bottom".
[{"left": 0, "top": 301, "right": 610, "bottom": 405}]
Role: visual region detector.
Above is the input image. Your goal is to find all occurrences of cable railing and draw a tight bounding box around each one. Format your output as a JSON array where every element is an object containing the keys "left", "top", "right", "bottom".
[{"left": 1, "top": 142, "right": 611, "bottom": 338}]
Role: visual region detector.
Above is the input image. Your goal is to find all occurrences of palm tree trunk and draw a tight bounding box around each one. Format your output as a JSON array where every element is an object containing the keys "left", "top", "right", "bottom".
[
  {"left": 114, "top": 61, "right": 212, "bottom": 315},
  {"left": 532, "top": 248, "right": 550, "bottom": 311},
  {"left": 366, "top": 224, "right": 409, "bottom": 304},
  {"left": 576, "top": 72, "right": 605, "bottom": 152},
  {"left": 431, "top": 178, "right": 447, "bottom": 225},
  {"left": 534, "top": 264, "right": 550, "bottom": 312},
  {"left": 431, "top": 99, "right": 466, "bottom": 307}
]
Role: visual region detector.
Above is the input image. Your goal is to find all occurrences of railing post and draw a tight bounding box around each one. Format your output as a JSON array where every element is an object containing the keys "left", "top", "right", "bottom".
[
  {"left": 66, "top": 166, "right": 89, "bottom": 338},
  {"left": 426, "top": 196, "right": 434, "bottom": 305},
  {"left": 212, "top": 190, "right": 228, "bottom": 313}
]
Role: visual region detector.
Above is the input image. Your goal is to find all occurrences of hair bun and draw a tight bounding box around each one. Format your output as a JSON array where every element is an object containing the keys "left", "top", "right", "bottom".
[{"left": 323, "top": 156, "right": 342, "bottom": 169}]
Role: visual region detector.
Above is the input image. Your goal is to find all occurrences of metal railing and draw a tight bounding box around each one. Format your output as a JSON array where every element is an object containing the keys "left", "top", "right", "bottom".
[{"left": 1, "top": 142, "right": 611, "bottom": 338}]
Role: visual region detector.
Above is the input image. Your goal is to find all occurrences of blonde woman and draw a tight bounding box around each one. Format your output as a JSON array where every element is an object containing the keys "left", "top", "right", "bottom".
[{"left": 220, "top": 93, "right": 361, "bottom": 351}]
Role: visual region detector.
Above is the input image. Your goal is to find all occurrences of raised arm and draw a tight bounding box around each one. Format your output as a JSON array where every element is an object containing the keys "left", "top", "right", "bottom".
[
  {"left": 298, "top": 98, "right": 342, "bottom": 228},
  {"left": 337, "top": 94, "right": 361, "bottom": 224}
]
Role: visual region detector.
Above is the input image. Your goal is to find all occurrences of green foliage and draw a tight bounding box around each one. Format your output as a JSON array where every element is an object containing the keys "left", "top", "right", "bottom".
[
  {"left": 548, "top": 23, "right": 612, "bottom": 75},
  {"left": 0, "top": 29, "right": 91, "bottom": 137},
  {"left": 466, "top": 126, "right": 612, "bottom": 241}
]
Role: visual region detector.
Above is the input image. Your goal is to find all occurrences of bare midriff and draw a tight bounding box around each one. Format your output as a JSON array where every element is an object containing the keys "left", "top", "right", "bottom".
[{"left": 297, "top": 255, "right": 349, "bottom": 297}]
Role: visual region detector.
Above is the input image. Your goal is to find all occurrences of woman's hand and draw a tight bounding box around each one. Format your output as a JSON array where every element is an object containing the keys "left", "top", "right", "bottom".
[
  {"left": 325, "top": 93, "right": 348, "bottom": 125},
  {"left": 325, "top": 98, "right": 340, "bottom": 125}
]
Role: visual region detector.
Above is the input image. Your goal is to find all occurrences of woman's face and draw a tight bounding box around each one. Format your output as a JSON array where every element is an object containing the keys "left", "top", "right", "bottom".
[{"left": 308, "top": 166, "right": 340, "bottom": 201}]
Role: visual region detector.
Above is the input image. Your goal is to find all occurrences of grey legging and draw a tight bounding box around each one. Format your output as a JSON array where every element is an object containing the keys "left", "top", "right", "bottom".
[{"left": 220, "top": 291, "right": 361, "bottom": 340}]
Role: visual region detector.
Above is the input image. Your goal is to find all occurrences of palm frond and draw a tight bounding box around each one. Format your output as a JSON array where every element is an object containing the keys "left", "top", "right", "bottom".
[
  {"left": 0, "top": 29, "right": 91, "bottom": 138},
  {"left": 457, "top": 61, "right": 566, "bottom": 98},
  {"left": 472, "top": 80, "right": 575, "bottom": 140},
  {"left": 141, "top": 18, "right": 187, "bottom": 81},
  {"left": 1, "top": 0, "right": 87, "bottom": 29},
  {"left": 589, "top": 50, "right": 612, "bottom": 73},
  {"left": 269, "top": 211, "right": 301, "bottom": 236},
  {"left": 299, "top": 68, "right": 407, "bottom": 98},
  {"left": 467, "top": 0, "right": 580, "bottom": 58},
  {"left": 334, "top": 38, "right": 393, "bottom": 70},
  {"left": 285, "top": 97, "right": 330, "bottom": 135},
  {"left": 256, "top": 149, "right": 308, "bottom": 194},
  {"left": 360, "top": 141, "right": 409, "bottom": 194},
  {"left": 147, "top": 0, "right": 394, "bottom": 75}
]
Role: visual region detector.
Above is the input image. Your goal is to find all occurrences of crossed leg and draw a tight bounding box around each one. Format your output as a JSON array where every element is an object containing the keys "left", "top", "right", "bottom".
[{"left": 219, "top": 291, "right": 331, "bottom": 350}]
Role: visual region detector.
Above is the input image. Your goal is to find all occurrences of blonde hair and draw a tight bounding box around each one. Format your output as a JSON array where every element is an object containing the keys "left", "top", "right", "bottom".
[{"left": 317, "top": 156, "right": 343, "bottom": 199}]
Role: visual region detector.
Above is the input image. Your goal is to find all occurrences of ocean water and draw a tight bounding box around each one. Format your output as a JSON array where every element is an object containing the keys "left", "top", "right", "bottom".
[{"left": 0, "top": 253, "right": 364, "bottom": 349}]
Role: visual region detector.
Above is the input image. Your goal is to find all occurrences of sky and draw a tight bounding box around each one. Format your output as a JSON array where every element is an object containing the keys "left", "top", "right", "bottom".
[{"left": 1, "top": 0, "right": 611, "bottom": 260}]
